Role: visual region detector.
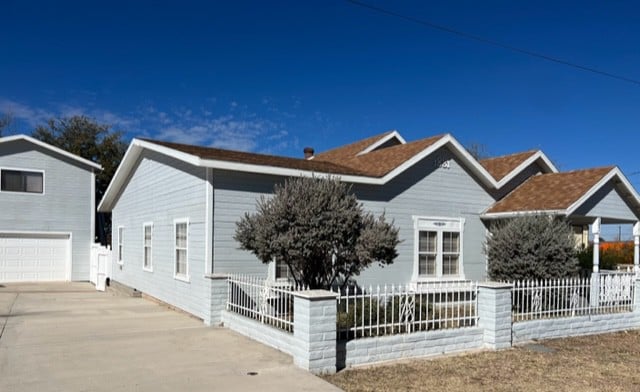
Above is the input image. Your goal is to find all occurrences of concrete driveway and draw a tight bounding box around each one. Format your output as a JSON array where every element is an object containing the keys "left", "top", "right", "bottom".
[{"left": 0, "top": 282, "right": 341, "bottom": 392}]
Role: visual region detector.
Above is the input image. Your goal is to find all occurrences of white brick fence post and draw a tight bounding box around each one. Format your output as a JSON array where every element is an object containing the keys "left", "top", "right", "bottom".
[
  {"left": 634, "top": 279, "right": 640, "bottom": 313},
  {"left": 477, "top": 282, "right": 512, "bottom": 349},
  {"left": 204, "top": 273, "right": 229, "bottom": 326},
  {"left": 293, "top": 290, "right": 338, "bottom": 374}
]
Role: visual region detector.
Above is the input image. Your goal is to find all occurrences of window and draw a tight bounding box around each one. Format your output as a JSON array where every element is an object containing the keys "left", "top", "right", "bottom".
[
  {"left": 143, "top": 223, "right": 152, "bottom": 271},
  {"left": 275, "top": 259, "right": 291, "bottom": 280},
  {"left": 1, "top": 169, "right": 44, "bottom": 194},
  {"left": 117, "top": 226, "right": 124, "bottom": 264},
  {"left": 414, "top": 217, "right": 464, "bottom": 279},
  {"left": 174, "top": 219, "right": 189, "bottom": 280}
]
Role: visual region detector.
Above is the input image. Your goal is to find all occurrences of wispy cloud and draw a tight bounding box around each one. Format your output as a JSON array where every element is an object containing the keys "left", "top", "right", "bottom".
[
  {"left": 0, "top": 99, "right": 54, "bottom": 127},
  {"left": 0, "top": 97, "right": 296, "bottom": 154}
]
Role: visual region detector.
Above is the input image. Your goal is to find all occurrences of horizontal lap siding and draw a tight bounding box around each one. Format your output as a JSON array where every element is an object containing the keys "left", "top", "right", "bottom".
[
  {"left": 0, "top": 141, "right": 93, "bottom": 280},
  {"left": 354, "top": 147, "right": 493, "bottom": 285},
  {"left": 112, "top": 151, "right": 208, "bottom": 319},
  {"left": 574, "top": 181, "right": 639, "bottom": 222},
  {"left": 212, "top": 146, "right": 494, "bottom": 284},
  {"left": 213, "top": 171, "right": 283, "bottom": 275}
]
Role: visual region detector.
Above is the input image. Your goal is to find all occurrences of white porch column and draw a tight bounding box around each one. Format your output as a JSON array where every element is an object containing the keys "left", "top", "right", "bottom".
[
  {"left": 633, "top": 222, "right": 640, "bottom": 274},
  {"left": 592, "top": 217, "right": 601, "bottom": 273}
]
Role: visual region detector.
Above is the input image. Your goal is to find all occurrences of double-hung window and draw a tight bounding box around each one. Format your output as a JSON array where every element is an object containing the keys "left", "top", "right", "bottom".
[
  {"left": 1, "top": 169, "right": 44, "bottom": 194},
  {"left": 275, "top": 259, "right": 292, "bottom": 280},
  {"left": 414, "top": 217, "right": 464, "bottom": 279},
  {"left": 143, "top": 223, "right": 153, "bottom": 271},
  {"left": 117, "top": 226, "right": 124, "bottom": 264},
  {"left": 174, "top": 219, "right": 189, "bottom": 281}
]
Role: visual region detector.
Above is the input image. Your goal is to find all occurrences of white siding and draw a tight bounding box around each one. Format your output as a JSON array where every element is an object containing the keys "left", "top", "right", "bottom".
[
  {"left": 574, "top": 181, "right": 640, "bottom": 222},
  {"left": 111, "top": 151, "right": 209, "bottom": 319},
  {"left": 212, "top": 145, "right": 494, "bottom": 284},
  {"left": 0, "top": 140, "right": 94, "bottom": 280}
]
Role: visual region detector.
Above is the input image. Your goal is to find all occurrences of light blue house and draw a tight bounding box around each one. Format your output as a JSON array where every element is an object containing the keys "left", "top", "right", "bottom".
[
  {"left": 0, "top": 135, "right": 102, "bottom": 282},
  {"left": 97, "top": 131, "right": 640, "bottom": 321}
]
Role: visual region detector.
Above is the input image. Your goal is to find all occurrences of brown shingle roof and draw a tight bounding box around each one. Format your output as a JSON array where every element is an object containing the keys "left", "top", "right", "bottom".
[
  {"left": 140, "top": 138, "right": 367, "bottom": 176},
  {"left": 142, "top": 133, "right": 445, "bottom": 178},
  {"left": 316, "top": 135, "right": 445, "bottom": 177},
  {"left": 313, "top": 131, "right": 396, "bottom": 162},
  {"left": 480, "top": 150, "right": 538, "bottom": 181},
  {"left": 486, "top": 166, "right": 615, "bottom": 214}
]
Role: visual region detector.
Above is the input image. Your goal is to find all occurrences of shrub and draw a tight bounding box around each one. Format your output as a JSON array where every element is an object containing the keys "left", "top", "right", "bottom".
[
  {"left": 486, "top": 215, "right": 579, "bottom": 281},
  {"left": 577, "top": 242, "right": 632, "bottom": 273}
]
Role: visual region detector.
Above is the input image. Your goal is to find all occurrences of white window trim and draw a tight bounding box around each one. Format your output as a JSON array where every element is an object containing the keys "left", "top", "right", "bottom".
[
  {"left": 117, "top": 226, "right": 124, "bottom": 265},
  {"left": 0, "top": 167, "right": 46, "bottom": 195},
  {"left": 412, "top": 216, "right": 465, "bottom": 282},
  {"left": 142, "top": 222, "right": 153, "bottom": 272},
  {"left": 174, "top": 218, "right": 190, "bottom": 282},
  {"left": 268, "top": 258, "right": 292, "bottom": 282}
]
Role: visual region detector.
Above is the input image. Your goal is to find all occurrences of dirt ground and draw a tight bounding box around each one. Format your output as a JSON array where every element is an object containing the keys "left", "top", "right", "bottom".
[{"left": 323, "top": 330, "right": 640, "bottom": 392}]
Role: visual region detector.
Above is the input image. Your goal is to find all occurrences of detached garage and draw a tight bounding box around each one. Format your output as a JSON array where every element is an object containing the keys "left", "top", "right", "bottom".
[{"left": 0, "top": 135, "right": 101, "bottom": 283}]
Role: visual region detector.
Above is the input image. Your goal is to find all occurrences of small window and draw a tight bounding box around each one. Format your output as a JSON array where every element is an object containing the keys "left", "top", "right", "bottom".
[
  {"left": 143, "top": 223, "right": 153, "bottom": 271},
  {"left": 117, "top": 226, "right": 124, "bottom": 264},
  {"left": 275, "top": 259, "right": 292, "bottom": 280},
  {"left": 174, "top": 219, "right": 189, "bottom": 280},
  {"left": 414, "top": 217, "right": 464, "bottom": 279},
  {"left": 1, "top": 169, "right": 44, "bottom": 194}
]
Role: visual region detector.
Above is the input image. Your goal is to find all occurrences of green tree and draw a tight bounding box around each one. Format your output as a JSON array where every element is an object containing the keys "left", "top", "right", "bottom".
[
  {"left": 485, "top": 214, "right": 579, "bottom": 281},
  {"left": 235, "top": 176, "right": 400, "bottom": 289},
  {"left": 32, "top": 116, "right": 127, "bottom": 243}
]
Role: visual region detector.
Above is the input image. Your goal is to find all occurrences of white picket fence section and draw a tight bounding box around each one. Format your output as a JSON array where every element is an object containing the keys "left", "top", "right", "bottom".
[
  {"left": 511, "top": 272, "right": 635, "bottom": 321},
  {"left": 334, "top": 281, "right": 478, "bottom": 340},
  {"left": 226, "top": 274, "right": 307, "bottom": 333},
  {"left": 90, "top": 244, "right": 112, "bottom": 291}
]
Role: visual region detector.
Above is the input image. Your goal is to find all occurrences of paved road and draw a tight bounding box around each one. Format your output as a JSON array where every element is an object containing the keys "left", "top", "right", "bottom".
[{"left": 0, "top": 282, "right": 341, "bottom": 392}]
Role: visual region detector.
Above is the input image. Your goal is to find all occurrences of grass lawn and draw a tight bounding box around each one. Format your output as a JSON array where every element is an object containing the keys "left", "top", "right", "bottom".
[{"left": 323, "top": 330, "right": 640, "bottom": 392}]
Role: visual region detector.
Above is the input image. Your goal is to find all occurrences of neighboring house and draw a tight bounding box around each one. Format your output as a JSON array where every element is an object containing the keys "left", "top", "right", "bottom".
[
  {"left": 97, "top": 130, "right": 640, "bottom": 321},
  {"left": 0, "top": 135, "right": 102, "bottom": 282}
]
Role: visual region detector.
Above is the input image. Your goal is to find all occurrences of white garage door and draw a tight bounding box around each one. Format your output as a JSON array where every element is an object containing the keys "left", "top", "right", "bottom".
[{"left": 0, "top": 233, "right": 71, "bottom": 282}]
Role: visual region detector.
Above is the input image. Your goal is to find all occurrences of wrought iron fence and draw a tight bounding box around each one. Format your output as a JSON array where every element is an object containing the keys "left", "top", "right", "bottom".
[
  {"left": 511, "top": 272, "right": 635, "bottom": 322},
  {"left": 226, "top": 274, "right": 306, "bottom": 333},
  {"left": 334, "top": 281, "right": 478, "bottom": 340}
]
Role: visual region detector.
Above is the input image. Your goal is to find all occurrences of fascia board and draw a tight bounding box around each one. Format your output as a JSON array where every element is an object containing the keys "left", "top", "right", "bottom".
[{"left": 0, "top": 134, "right": 102, "bottom": 170}]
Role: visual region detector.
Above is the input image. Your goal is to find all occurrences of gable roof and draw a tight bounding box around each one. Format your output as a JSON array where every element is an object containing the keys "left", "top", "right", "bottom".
[
  {"left": 315, "top": 134, "right": 445, "bottom": 177},
  {"left": 479, "top": 150, "right": 558, "bottom": 183},
  {"left": 143, "top": 138, "right": 366, "bottom": 176},
  {"left": 480, "top": 151, "right": 537, "bottom": 181},
  {"left": 314, "top": 130, "right": 405, "bottom": 162},
  {"left": 98, "top": 132, "right": 510, "bottom": 212},
  {"left": 0, "top": 134, "right": 102, "bottom": 170},
  {"left": 483, "top": 166, "right": 640, "bottom": 219}
]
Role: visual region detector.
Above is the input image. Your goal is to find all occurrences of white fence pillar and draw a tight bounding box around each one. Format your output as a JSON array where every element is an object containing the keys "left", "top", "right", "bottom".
[
  {"left": 633, "top": 222, "right": 639, "bottom": 275},
  {"left": 593, "top": 217, "right": 601, "bottom": 273},
  {"left": 477, "top": 282, "right": 512, "bottom": 350},
  {"left": 293, "top": 290, "right": 338, "bottom": 374},
  {"left": 204, "top": 273, "right": 229, "bottom": 326}
]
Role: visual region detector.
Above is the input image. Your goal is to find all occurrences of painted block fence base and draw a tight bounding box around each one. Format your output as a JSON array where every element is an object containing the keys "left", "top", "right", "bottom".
[{"left": 205, "top": 277, "right": 640, "bottom": 374}]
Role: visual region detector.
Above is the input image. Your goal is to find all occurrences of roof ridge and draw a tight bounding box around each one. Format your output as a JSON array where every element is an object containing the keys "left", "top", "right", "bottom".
[
  {"left": 480, "top": 149, "right": 539, "bottom": 163},
  {"left": 139, "top": 137, "right": 306, "bottom": 161},
  {"left": 314, "top": 130, "right": 396, "bottom": 158},
  {"left": 351, "top": 134, "right": 446, "bottom": 158},
  {"left": 539, "top": 165, "right": 616, "bottom": 176}
]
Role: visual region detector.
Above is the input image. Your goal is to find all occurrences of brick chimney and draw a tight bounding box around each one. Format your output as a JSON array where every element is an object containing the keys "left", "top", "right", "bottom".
[{"left": 303, "top": 147, "right": 315, "bottom": 159}]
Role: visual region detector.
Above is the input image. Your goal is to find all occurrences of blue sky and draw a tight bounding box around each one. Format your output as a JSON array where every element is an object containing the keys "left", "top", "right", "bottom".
[{"left": 1, "top": 1, "right": 639, "bottom": 234}]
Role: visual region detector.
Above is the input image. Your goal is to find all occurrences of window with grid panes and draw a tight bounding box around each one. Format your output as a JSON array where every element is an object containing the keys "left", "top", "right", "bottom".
[
  {"left": 174, "top": 220, "right": 188, "bottom": 279},
  {"left": 415, "top": 217, "right": 463, "bottom": 279}
]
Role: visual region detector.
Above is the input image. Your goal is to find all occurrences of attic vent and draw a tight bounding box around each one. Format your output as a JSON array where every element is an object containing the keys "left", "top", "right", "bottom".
[{"left": 303, "top": 147, "right": 315, "bottom": 159}]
